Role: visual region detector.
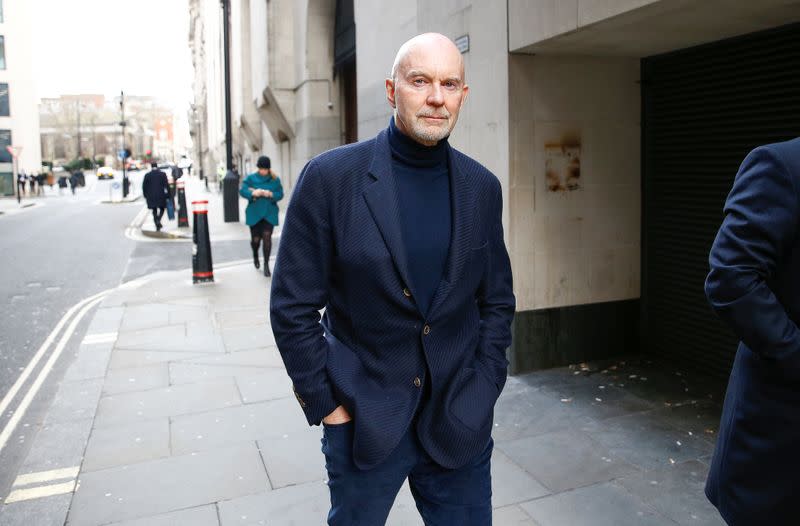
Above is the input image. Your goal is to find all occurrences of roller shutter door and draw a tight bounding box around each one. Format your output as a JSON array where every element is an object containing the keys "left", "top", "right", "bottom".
[{"left": 641, "top": 23, "right": 800, "bottom": 378}]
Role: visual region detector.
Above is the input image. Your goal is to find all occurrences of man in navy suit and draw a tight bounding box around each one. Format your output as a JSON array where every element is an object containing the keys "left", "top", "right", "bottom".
[
  {"left": 270, "top": 33, "right": 515, "bottom": 525},
  {"left": 705, "top": 137, "right": 800, "bottom": 525}
]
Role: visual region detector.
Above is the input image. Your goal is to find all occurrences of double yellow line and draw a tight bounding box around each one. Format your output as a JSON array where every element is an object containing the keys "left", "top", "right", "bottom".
[{"left": 0, "top": 289, "right": 112, "bottom": 455}]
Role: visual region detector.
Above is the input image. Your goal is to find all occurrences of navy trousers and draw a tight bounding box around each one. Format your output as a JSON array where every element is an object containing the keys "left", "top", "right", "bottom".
[{"left": 321, "top": 421, "right": 493, "bottom": 525}]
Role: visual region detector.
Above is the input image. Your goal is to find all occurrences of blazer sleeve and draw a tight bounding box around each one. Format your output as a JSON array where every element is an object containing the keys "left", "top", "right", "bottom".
[
  {"left": 239, "top": 176, "right": 254, "bottom": 200},
  {"left": 475, "top": 178, "right": 516, "bottom": 392},
  {"left": 269, "top": 160, "right": 338, "bottom": 425},
  {"left": 705, "top": 146, "right": 800, "bottom": 371}
]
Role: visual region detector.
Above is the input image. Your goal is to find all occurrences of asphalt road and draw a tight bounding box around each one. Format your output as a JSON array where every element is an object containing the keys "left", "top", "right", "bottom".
[{"left": 0, "top": 171, "right": 257, "bottom": 501}]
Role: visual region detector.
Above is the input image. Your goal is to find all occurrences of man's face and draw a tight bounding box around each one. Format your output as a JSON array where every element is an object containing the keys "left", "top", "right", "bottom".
[
  {"left": 258, "top": 168, "right": 269, "bottom": 177},
  {"left": 386, "top": 38, "right": 468, "bottom": 146}
]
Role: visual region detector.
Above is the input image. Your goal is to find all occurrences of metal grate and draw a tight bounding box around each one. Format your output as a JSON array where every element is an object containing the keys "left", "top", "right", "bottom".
[{"left": 642, "top": 23, "right": 800, "bottom": 379}]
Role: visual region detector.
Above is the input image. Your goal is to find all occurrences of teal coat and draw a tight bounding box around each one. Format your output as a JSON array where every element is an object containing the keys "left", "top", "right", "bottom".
[{"left": 240, "top": 172, "right": 284, "bottom": 226}]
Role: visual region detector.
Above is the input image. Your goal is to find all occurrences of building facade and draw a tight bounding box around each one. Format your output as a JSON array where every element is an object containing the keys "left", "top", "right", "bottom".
[
  {"left": 0, "top": 0, "right": 42, "bottom": 195},
  {"left": 190, "top": 0, "right": 800, "bottom": 378},
  {"left": 39, "top": 94, "right": 179, "bottom": 167}
]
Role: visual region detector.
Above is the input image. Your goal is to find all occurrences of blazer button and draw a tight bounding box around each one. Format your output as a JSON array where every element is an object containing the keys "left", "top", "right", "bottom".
[
  {"left": 403, "top": 287, "right": 412, "bottom": 298},
  {"left": 423, "top": 324, "right": 431, "bottom": 335},
  {"left": 414, "top": 377, "right": 422, "bottom": 388}
]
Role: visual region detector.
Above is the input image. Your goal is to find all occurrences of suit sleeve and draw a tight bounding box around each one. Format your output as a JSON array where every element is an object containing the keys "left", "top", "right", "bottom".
[
  {"left": 706, "top": 146, "right": 800, "bottom": 370},
  {"left": 269, "top": 160, "right": 338, "bottom": 425},
  {"left": 476, "top": 178, "right": 516, "bottom": 392}
]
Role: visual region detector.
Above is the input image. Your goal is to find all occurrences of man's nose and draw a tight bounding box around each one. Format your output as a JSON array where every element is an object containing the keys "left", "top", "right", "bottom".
[{"left": 427, "top": 83, "right": 445, "bottom": 106}]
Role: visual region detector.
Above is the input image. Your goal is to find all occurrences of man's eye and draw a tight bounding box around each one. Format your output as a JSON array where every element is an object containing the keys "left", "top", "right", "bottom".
[{"left": 413, "top": 79, "right": 426, "bottom": 85}]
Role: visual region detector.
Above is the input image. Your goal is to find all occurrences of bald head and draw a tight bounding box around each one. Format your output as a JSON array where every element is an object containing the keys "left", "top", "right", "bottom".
[{"left": 391, "top": 33, "right": 465, "bottom": 83}]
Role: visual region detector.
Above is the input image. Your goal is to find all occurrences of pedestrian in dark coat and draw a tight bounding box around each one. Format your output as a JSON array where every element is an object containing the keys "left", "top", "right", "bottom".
[
  {"left": 142, "top": 162, "right": 169, "bottom": 231},
  {"left": 705, "top": 137, "right": 800, "bottom": 525},
  {"left": 68, "top": 171, "right": 79, "bottom": 195}
]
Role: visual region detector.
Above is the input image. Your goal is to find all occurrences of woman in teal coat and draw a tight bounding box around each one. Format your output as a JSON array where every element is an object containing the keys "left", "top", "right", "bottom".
[{"left": 240, "top": 155, "right": 284, "bottom": 276}]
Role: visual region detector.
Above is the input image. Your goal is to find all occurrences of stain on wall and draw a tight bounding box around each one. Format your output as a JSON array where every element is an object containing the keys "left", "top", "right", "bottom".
[{"left": 545, "top": 134, "right": 581, "bottom": 192}]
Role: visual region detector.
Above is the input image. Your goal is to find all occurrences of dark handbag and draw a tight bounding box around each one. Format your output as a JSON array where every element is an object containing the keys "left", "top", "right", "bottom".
[{"left": 166, "top": 198, "right": 175, "bottom": 220}]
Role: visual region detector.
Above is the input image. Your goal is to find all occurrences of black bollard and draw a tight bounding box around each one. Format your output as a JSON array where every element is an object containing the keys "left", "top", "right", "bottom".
[
  {"left": 192, "top": 200, "right": 214, "bottom": 284},
  {"left": 177, "top": 179, "right": 189, "bottom": 227}
]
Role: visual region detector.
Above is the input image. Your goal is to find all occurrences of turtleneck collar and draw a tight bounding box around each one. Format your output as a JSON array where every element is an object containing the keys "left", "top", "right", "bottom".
[{"left": 388, "top": 116, "right": 448, "bottom": 169}]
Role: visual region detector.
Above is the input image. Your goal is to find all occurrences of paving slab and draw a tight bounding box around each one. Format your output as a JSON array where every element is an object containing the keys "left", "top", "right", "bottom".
[
  {"left": 94, "top": 378, "right": 242, "bottom": 428},
  {"left": 0, "top": 492, "right": 72, "bottom": 526},
  {"left": 178, "top": 347, "right": 283, "bottom": 368},
  {"left": 68, "top": 444, "right": 268, "bottom": 526},
  {"left": 62, "top": 346, "right": 113, "bottom": 383},
  {"left": 102, "top": 363, "right": 170, "bottom": 395},
  {"left": 85, "top": 306, "right": 124, "bottom": 334},
  {"left": 106, "top": 504, "right": 219, "bottom": 526},
  {"left": 235, "top": 370, "right": 293, "bottom": 403},
  {"left": 168, "top": 362, "right": 273, "bottom": 385},
  {"left": 115, "top": 324, "right": 224, "bottom": 353},
  {"left": 616, "top": 460, "right": 725, "bottom": 526},
  {"left": 520, "top": 482, "right": 676, "bottom": 526},
  {"left": 584, "top": 410, "right": 715, "bottom": 471},
  {"left": 108, "top": 350, "right": 216, "bottom": 370},
  {"left": 497, "top": 429, "right": 638, "bottom": 493},
  {"left": 492, "top": 385, "right": 596, "bottom": 442},
  {"left": 493, "top": 505, "right": 537, "bottom": 526},
  {"left": 170, "top": 397, "right": 307, "bottom": 455},
  {"left": 17, "top": 418, "right": 92, "bottom": 474},
  {"left": 214, "top": 309, "right": 268, "bottom": 329},
  {"left": 490, "top": 449, "right": 550, "bottom": 508},
  {"left": 43, "top": 378, "right": 104, "bottom": 425},
  {"left": 256, "top": 426, "right": 326, "bottom": 489},
  {"left": 82, "top": 418, "right": 170, "bottom": 472},
  {"left": 119, "top": 304, "right": 173, "bottom": 332},
  {"left": 221, "top": 327, "right": 276, "bottom": 352}
]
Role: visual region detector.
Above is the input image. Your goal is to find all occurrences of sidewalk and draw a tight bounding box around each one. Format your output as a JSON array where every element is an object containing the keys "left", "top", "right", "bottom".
[{"left": 0, "top": 223, "right": 726, "bottom": 525}]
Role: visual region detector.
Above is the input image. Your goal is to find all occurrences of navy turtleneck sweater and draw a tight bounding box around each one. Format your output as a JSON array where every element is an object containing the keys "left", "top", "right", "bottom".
[{"left": 387, "top": 117, "right": 451, "bottom": 316}]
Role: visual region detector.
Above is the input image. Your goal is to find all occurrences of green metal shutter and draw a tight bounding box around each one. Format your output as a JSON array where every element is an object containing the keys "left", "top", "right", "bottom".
[{"left": 642, "top": 23, "right": 800, "bottom": 379}]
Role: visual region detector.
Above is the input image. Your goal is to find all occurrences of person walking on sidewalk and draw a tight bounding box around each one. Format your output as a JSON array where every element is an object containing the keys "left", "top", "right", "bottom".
[
  {"left": 240, "top": 155, "right": 283, "bottom": 277},
  {"left": 704, "top": 137, "right": 800, "bottom": 525},
  {"left": 68, "top": 171, "right": 79, "bottom": 195},
  {"left": 270, "top": 33, "right": 515, "bottom": 525},
  {"left": 142, "top": 161, "right": 169, "bottom": 231}
]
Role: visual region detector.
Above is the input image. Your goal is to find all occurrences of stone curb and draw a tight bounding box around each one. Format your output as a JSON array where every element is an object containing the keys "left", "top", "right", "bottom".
[{"left": 99, "top": 195, "right": 143, "bottom": 205}]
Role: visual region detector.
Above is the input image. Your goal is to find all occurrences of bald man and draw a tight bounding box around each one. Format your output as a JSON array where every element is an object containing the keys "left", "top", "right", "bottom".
[{"left": 270, "top": 33, "right": 515, "bottom": 525}]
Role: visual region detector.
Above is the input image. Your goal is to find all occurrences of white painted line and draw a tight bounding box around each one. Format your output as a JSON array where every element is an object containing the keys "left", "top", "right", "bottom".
[
  {"left": 4, "top": 480, "right": 76, "bottom": 503},
  {"left": 0, "top": 295, "right": 106, "bottom": 455},
  {"left": 13, "top": 466, "right": 80, "bottom": 487},
  {"left": 0, "top": 289, "right": 112, "bottom": 425},
  {"left": 81, "top": 332, "right": 118, "bottom": 345}
]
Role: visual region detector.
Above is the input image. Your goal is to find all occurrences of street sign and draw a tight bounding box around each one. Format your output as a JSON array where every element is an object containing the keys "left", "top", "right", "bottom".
[{"left": 111, "top": 182, "right": 121, "bottom": 190}]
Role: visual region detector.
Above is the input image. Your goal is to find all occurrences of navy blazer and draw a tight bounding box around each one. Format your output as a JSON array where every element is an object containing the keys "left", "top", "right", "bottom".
[
  {"left": 705, "top": 137, "right": 800, "bottom": 524},
  {"left": 270, "top": 129, "right": 515, "bottom": 470}
]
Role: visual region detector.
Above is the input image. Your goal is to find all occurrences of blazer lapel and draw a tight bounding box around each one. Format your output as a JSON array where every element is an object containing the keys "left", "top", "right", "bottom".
[
  {"left": 428, "top": 148, "right": 475, "bottom": 318},
  {"left": 363, "top": 130, "right": 419, "bottom": 301}
]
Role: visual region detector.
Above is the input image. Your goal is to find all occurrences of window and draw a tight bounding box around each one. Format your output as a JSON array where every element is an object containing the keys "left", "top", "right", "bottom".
[
  {"left": 0, "top": 83, "right": 8, "bottom": 116},
  {"left": 0, "top": 36, "right": 5, "bottom": 70},
  {"left": 0, "top": 129, "right": 10, "bottom": 162},
  {"left": 0, "top": 1, "right": 4, "bottom": 23}
]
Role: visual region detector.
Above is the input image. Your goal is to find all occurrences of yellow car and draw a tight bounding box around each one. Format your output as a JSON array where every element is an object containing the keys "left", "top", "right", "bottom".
[{"left": 96, "top": 167, "right": 115, "bottom": 180}]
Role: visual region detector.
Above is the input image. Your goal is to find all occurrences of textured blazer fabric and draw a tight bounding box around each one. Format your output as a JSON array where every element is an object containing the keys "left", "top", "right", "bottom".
[
  {"left": 704, "top": 137, "right": 800, "bottom": 525},
  {"left": 270, "top": 129, "right": 516, "bottom": 470}
]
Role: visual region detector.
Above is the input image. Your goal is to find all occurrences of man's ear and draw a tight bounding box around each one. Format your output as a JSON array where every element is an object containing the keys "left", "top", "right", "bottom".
[{"left": 385, "top": 78, "right": 396, "bottom": 109}]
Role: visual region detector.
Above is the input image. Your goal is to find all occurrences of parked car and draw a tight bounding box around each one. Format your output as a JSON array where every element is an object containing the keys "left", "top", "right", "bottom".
[{"left": 96, "top": 166, "right": 115, "bottom": 180}]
